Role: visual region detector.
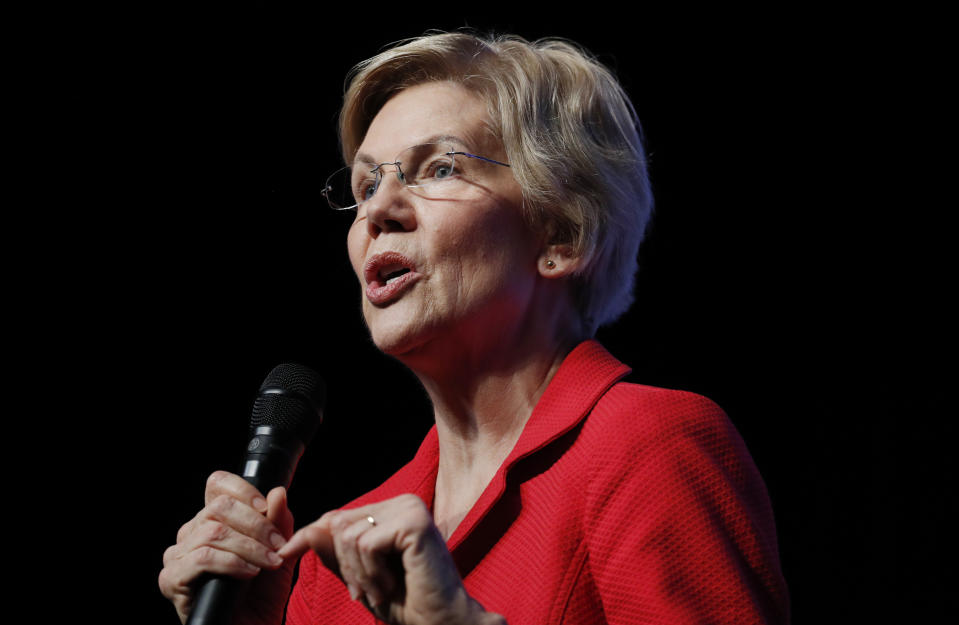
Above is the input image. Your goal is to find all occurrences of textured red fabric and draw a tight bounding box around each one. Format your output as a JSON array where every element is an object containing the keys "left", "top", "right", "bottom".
[{"left": 286, "top": 341, "right": 789, "bottom": 624}]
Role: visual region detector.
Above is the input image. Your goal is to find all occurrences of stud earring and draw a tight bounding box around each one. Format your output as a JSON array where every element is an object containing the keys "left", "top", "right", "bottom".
[{"left": 545, "top": 259, "right": 556, "bottom": 269}]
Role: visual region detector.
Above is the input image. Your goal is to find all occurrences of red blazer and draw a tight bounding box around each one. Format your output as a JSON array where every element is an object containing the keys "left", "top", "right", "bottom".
[{"left": 286, "top": 341, "right": 790, "bottom": 624}]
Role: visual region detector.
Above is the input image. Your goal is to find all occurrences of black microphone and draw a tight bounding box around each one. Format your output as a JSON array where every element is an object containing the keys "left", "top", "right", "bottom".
[{"left": 186, "top": 363, "right": 326, "bottom": 625}]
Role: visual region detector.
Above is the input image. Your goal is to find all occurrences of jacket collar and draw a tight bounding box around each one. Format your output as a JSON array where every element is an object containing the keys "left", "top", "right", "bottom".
[
  {"left": 446, "top": 340, "right": 630, "bottom": 551},
  {"left": 358, "top": 340, "right": 631, "bottom": 555}
]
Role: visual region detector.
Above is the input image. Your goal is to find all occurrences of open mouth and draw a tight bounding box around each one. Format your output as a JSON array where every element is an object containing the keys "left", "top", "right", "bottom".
[
  {"left": 382, "top": 267, "right": 411, "bottom": 285},
  {"left": 365, "top": 252, "right": 420, "bottom": 305}
]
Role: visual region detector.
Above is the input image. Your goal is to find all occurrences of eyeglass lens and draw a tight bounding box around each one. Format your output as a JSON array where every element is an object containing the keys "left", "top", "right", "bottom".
[{"left": 324, "top": 144, "right": 457, "bottom": 210}]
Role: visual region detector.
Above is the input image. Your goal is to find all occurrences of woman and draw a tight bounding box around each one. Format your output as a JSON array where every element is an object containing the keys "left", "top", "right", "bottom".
[{"left": 160, "top": 32, "right": 789, "bottom": 624}]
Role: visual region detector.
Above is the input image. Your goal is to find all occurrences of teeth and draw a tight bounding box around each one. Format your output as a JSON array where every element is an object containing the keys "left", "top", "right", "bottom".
[{"left": 383, "top": 268, "right": 410, "bottom": 285}]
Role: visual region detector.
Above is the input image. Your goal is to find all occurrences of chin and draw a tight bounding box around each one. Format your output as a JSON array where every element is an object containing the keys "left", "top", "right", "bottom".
[
  {"left": 365, "top": 313, "right": 433, "bottom": 359},
  {"left": 371, "top": 331, "right": 418, "bottom": 358}
]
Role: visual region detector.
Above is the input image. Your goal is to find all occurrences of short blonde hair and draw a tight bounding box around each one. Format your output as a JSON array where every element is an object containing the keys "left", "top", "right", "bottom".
[{"left": 340, "top": 32, "right": 653, "bottom": 335}]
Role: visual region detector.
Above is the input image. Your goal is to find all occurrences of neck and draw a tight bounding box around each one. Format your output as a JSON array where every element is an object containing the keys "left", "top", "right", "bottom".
[
  {"left": 424, "top": 334, "right": 575, "bottom": 465},
  {"left": 403, "top": 301, "right": 583, "bottom": 459},
  {"left": 395, "top": 303, "right": 585, "bottom": 537}
]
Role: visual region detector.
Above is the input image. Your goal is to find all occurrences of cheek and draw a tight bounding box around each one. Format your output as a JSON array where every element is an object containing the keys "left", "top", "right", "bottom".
[
  {"left": 438, "top": 210, "right": 536, "bottom": 290},
  {"left": 468, "top": 208, "right": 536, "bottom": 262},
  {"left": 430, "top": 219, "right": 497, "bottom": 281},
  {"left": 346, "top": 226, "right": 367, "bottom": 282}
]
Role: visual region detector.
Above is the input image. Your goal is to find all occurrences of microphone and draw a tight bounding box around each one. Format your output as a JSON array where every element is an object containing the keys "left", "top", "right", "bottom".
[{"left": 186, "top": 363, "right": 326, "bottom": 625}]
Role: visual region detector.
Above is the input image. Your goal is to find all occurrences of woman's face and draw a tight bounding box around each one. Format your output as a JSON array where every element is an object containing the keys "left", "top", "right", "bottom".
[{"left": 346, "top": 81, "right": 541, "bottom": 360}]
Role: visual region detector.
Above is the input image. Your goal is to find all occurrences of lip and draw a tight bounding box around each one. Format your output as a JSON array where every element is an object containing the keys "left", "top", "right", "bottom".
[{"left": 364, "top": 251, "right": 421, "bottom": 306}]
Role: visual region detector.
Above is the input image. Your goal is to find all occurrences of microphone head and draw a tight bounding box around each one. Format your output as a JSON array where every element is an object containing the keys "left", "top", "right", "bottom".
[{"left": 251, "top": 363, "right": 325, "bottom": 445}]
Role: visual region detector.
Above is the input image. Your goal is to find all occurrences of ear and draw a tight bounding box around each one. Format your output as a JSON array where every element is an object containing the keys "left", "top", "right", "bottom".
[{"left": 538, "top": 243, "right": 579, "bottom": 279}]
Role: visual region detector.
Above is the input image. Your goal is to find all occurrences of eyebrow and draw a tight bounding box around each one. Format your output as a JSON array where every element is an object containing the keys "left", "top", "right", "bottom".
[{"left": 352, "top": 134, "right": 471, "bottom": 168}]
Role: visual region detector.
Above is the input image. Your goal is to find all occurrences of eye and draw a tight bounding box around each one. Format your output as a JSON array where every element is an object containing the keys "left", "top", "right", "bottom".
[
  {"left": 426, "top": 158, "right": 455, "bottom": 181},
  {"left": 353, "top": 178, "right": 377, "bottom": 203},
  {"left": 434, "top": 162, "right": 454, "bottom": 179}
]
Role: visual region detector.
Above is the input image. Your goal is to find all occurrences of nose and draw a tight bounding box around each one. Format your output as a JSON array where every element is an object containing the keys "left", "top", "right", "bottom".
[{"left": 363, "top": 163, "right": 416, "bottom": 238}]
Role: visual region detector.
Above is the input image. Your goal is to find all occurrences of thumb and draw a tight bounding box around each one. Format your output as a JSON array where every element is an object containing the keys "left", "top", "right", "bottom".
[
  {"left": 277, "top": 513, "right": 338, "bottom": 574},
  {"left": 266, "top": 486, "right": 295, "bottom": 539}
]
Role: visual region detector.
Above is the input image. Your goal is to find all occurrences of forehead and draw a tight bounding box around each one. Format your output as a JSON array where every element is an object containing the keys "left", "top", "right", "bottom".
[{"left": 354, "top": 82, "right": 497, "bottom": 165}]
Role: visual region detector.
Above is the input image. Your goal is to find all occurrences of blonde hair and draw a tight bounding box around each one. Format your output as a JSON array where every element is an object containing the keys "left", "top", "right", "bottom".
[{"left": 340, "top": 32, "right": 653, "bottom": 335}]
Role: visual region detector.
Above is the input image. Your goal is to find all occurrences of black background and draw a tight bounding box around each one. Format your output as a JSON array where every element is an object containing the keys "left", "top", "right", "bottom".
[{"left": 27, "top": 4, "right": 950, "bottom": 623}]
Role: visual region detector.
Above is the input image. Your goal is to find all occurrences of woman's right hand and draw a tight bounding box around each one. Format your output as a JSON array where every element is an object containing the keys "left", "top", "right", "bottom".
[{"left": 158, "top": 471, "right": 297, "bottom": 625}]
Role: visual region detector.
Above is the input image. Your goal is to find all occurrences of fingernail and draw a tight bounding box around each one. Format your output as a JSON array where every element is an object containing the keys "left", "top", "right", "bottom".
[
  {"left": 252, "top": 496, "right": 268, "bottom": 513},
  {"left": 267, "top": 551, "right": 283, "bottom": 566},
  {"left": 347, "top": 583, "right": 360, "bottom": 601},
  {"left": 270, "top": 532, "right": 286, "bottom": 550}
]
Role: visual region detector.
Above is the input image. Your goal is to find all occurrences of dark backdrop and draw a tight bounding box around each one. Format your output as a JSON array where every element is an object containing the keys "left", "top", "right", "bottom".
[{"left": 35, "top": 5, "right": 948, "bottom": 623}]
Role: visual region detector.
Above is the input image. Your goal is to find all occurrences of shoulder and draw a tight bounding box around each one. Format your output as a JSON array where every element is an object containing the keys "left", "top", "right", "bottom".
[
  {"left": 582, "top": 383, "right": 788, "bottom": 623},
  {"left": 578, "top": 382, "right": 766, "bottom": 511},
  {"left": 583, "top": 382, "right": 740, "bottom": 453},
  {"left": 576, "top": 384, "right": 790, "bottom": 623}
]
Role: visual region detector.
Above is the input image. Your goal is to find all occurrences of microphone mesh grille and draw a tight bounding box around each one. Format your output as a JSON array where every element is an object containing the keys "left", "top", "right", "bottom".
[{"left": 250, "top": 363, "right": 325, "bottom": 443}]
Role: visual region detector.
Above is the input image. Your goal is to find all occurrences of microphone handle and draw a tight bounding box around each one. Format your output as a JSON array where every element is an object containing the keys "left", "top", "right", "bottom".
[
  {"left": 185, "top": 577, "right": 241, "bottom": 625},
  {"left": 186, "top": 427, "right": 305, "bottom": 625}
]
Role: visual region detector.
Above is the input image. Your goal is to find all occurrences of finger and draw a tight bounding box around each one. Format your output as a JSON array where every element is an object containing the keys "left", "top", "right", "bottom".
[
  {"left": 181, "top": 517, "right": 285, "bottom": 570},
  {"left": 158, "top": 561, "right": 193, "bottom": 621},
  {"left": 184, "top": 544, "right": 264, "bottom": 580},
  {"left": 204, "top": 470, "right": 269, "bottom": 513},
  {"left": 159, "top": 544, "right": 262, "bottom": 603},
  {"left": 358, "top": 594, "right": 392, "bottom": 623},
  {"left": 265, "top": 486, "right": 294, "bottom": 542},
  {"left": 354, "top": 521, "right": 399, "bottom": 607},
  {"left": 277, "top": 511, "right": 336, "bottom": 565},
  {"left": 274, "top": 505, "right": 388, "bottom": 595},
  {"left": 330, "top": 512, "right": 373, "bottom": 600},
  {"left": 275, "top": 526, "right": 311, "bottom": 561},
  {"left": 325, "top": 506, "right": 401, "bottom": 606},
  {"left": 202, "top": 493, "right": 285, "bottom": 549}
]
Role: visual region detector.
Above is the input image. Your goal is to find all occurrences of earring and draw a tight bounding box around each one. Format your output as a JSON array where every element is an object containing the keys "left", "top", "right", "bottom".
[{"left": 545, "top": 259, "right": 556, "bottom": 269}]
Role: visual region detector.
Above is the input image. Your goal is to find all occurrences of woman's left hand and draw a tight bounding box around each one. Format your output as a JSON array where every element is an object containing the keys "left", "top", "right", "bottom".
[{"left": 278, "top": 494, "right": 504, "bottom": 625}]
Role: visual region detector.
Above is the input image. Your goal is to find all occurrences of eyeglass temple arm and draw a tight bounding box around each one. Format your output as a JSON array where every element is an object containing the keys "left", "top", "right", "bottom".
[{"left": 449, "top": 151, "right": 511, "bottom": 168}]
